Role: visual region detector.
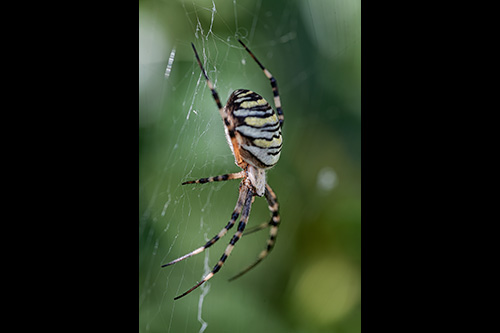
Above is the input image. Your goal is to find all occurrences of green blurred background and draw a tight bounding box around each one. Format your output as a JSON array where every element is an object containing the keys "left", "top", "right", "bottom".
[{"left": 139, "top": 0, "right": 360, "bottom": 332}]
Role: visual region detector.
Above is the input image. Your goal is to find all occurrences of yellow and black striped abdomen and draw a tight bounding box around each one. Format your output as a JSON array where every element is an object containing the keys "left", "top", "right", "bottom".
[{"left": 227, "top": 89, "right": 282, "bottom": 169}]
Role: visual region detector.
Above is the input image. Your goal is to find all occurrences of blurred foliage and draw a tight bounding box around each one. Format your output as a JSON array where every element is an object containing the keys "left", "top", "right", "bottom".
[{"left": 139, "top": 0, "right": 360, "bottom": 332}]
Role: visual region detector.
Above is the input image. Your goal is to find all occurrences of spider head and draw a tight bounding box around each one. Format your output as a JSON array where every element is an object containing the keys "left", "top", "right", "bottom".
[{"left": 246, "top": 164, "right": 266, "bottom": 197}]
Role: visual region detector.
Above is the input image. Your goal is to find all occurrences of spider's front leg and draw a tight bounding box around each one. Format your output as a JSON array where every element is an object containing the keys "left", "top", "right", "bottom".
[
  {"left": 161, "top": 178, "right": 248, "bottom": 269},
  {"left": 229, "top": 183, "right": 280, "bottom": 281},
  {"left": 172, "top": 186, "right": 255, "bottom": 300}
]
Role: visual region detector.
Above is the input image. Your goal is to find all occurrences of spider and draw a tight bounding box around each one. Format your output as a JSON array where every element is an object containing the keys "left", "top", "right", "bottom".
[{"left": 162, "top": 39, "right": 283, "bottom": 300}]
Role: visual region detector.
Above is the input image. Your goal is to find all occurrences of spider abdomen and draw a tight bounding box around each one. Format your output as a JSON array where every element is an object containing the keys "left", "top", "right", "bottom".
[{"left": 227, "top": 89, "right": 282, "bottom": 169}]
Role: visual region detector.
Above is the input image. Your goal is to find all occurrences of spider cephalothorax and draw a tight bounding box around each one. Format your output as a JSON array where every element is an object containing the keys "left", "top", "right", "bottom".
[{"left": 162, "top": 39, "right": 283, "bottom": 300}]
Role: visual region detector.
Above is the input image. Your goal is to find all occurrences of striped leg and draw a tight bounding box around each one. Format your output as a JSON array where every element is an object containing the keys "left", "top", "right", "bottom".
[
  {"left": 228, "top": 184, "right": 280, "bottom": 282},
  {"left": 191, "top": 42, "right": 246, "bottom": 168},
  {"left": 173, "top": 187, "right": 255, "bottom": 300},
  {"left": 182, "top": 171, "right": 245, "bottom": 185},
  {"left": 238, "top": 39, "right": 284, "bottom": 127},
  {"left": 191, "top": 42, "right": 224, "bottom": 113},
  {"left": 161, "top": 182, "right": 249, "bottom": 269}
]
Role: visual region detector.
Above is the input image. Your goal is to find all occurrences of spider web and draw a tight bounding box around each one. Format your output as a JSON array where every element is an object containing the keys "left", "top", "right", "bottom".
[{"left": 139, "top": 1, "right": 361, "bottom": 332}]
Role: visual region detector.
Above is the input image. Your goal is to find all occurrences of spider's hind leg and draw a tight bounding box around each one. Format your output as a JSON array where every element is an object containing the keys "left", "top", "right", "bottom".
[{"left": 238, "top": 39, "right": 284, "bottom": 127}]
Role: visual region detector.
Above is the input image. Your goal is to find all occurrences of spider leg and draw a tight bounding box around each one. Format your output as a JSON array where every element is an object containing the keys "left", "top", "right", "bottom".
[
  {"left": 237, "top": 39, "right": 284, "bottom": 128},
  {"left": 191, "top": 42, "right": 246, "bottom": 168},
  {"left": 191, "top": 43, "right": 224, "bottom": 112},
  {"left": 242, "top": 221, "right": 270, "bottom": 236},
  {"left": 182, "top": 171, "right": 245, "bottom": 185},
  {"left": 161, "top": 181, "right": 248, "bottom": 268},
  {"left": 228, "top": 183, "right": 280, "bottom": 282},
  {"left": 173, "top": 186, "right": 254, "bottom": 300}
]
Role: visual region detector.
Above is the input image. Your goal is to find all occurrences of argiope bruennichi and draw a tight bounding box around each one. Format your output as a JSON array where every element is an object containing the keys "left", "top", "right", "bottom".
[{"left": 162, "top": 39, "right": 283, "bottom": 300}]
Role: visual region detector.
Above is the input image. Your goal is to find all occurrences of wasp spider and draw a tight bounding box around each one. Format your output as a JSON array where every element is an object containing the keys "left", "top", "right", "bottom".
[{"left": 162, "top": 39, "right": 284, "bottom": 300}]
